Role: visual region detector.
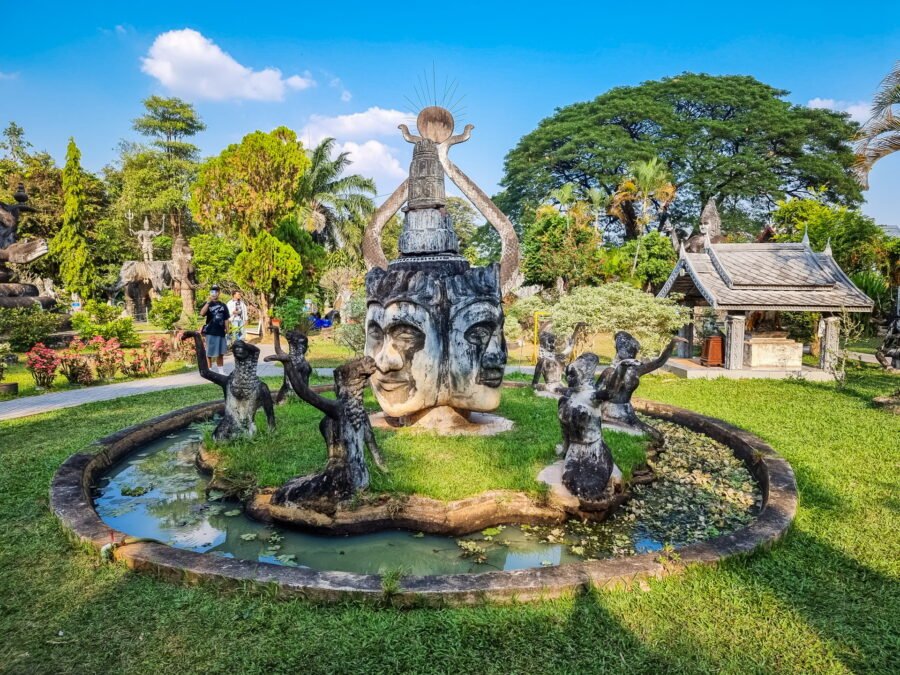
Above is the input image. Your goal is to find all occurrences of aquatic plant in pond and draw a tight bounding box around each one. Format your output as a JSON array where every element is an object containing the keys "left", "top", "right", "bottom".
[{"left": 94, "top": 412, "right": 760, "bottom": 574}]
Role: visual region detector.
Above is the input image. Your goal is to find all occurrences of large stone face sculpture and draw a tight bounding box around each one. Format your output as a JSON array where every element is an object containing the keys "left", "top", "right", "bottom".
[
  {"left": 0, "top": 183, "right": 54, "bottom": 308},
  {"left": 361, "top": 107, "right": 520, "bottom": 424}
]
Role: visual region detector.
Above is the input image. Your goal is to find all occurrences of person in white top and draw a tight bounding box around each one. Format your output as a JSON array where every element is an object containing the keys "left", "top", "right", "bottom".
[{"left": 226, "top": 291, "right": 249, "bottom": 343}]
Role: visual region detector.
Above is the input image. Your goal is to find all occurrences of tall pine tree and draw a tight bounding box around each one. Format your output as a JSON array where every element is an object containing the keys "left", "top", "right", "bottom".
[{"left": 51, "top": 139, "right": 93, "bottom": 299}]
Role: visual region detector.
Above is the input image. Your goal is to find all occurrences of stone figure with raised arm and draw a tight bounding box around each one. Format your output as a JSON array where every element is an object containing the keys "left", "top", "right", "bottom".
[
  {"left": 181, "top": 331, "right": 275, "bottom": 442},
  {"left": 595, "top": 331, "right": 682, "bottom": 436},
  {"left": 131, "top": 216, "right": 164, "bottom": 262},
  {"left": 272, "top": 326, "right": 313, "bottom": 404},
  {"left": 264, "top": 352, "right": 387, "bottom": 507}
]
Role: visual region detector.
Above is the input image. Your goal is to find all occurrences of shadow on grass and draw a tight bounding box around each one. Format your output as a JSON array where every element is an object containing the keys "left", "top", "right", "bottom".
[{"left": 726, "top": 528, "right": 899, "bottom": 674}]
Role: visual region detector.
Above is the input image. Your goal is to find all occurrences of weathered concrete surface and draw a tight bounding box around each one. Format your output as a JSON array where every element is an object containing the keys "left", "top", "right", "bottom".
[{"left": 51, "top": 396, "right": 798, "bottom": 606}]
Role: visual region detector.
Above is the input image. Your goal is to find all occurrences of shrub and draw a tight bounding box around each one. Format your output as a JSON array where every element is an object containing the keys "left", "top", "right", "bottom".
[
  {"left": 88, "top": 336, "right": 124, "bottom": 380},
  {"left": 335, "top": 293, "right": 366, "bottom": 356},
  {"left": 173, "top": 330, "right": 198, "bottom": 364},
  {"left": 58, "top": 338, "right": 94, "bottom": 385},
  {"left": 273, "top": 297, "right": 307, "bottom": 331},
  {"left": 123, "top": 337, "right": 171, "bottom": 378},
  {"left": 549, "top": 282, "right": 687, "bottom": 354},
  {"left": 24, "top": 343, "right": 60, "bottom": 388},
  {"left": 506, "top": 295, "right": 552, "bottom": 332},
  {"left": 148, "top": 291, "right": 184, "bottom": 331},
  {"left": 0, "top": 306, "right": 62, "bottom": 351},
  {"left": 71, "top": 300, "right": 139, "bottom": 347},
  {"left": 0, "top": 342, "right": 11, "bottom": 382}
]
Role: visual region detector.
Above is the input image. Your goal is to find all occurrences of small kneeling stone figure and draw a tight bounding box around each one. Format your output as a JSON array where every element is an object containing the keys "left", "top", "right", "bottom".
[
  {"left": 265, "top": 353, "right": 387, "bottom": 508},
  {"left": 559, "top": 353, "right": 616, "bottom": 501},
  {"left": 182, "top": 331, "right": 275, "bottom": 442}
]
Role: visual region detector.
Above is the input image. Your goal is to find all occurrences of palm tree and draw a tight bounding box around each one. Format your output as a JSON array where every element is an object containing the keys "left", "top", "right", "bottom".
[
  {"left": 855, "top": 61, "right": 900, "bottom": 189},
  {"left": 295, "top": 138, "right": 377, "bottom": 258},
  {"left": 608, "top": 158, "right": 677, "bottom": 274}
]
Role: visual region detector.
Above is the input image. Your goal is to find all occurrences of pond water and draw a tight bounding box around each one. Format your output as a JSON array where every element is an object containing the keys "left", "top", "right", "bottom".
[{"left": 93, "top": 424, "right": 761, "bottom": 576}]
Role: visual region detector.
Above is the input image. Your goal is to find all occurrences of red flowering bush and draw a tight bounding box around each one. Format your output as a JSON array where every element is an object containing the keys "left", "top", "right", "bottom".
[
  {"left": 173, "top": 330, "right": 197, "bottom": 364},
  {"left": 58, "top": 338, "right": 94, "bottom": 385},
  {"left": 123, "top": 338, "right": 171, "bottom": 378},
  {"left": 25, "top": 343, "right": 60, "bottom": 388},
  {"left": 88, "top": 336, "right": 124, "bottom": 380}
]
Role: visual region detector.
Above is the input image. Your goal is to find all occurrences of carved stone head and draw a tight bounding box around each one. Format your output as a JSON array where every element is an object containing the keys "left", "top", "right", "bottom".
[
  {"left": 613, "top": 331, "right": 641, "bottom": 362},
  {"left": 565, "top": 353, "right": 599, "bottom": 389},
  {"left": 446, "top": 264, "right": 506, "bottom": 411},
  {"left": 285, "top": 330, "right": 309, "bottom": 357},
  {"left": 231, "top": 339, "right": 259, "bottom": 364},
  {"left": 365, "top": 267, "right": 442, "bottom": 416}
]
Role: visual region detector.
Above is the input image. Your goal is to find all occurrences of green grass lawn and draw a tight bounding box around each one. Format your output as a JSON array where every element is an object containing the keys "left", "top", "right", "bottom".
[
  {"left": 211, "top": 387, "right": 647, "bottom": 500},
  {"left": 846, "top": 336, "right": 883, "bottom": 355},
  {"left": 0, "top": 366, "right": 897, "bottom": 673}
]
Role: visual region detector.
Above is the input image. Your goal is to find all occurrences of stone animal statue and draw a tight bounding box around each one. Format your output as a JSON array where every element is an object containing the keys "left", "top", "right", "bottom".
[
  {"left": 595, "top": 331, "right": 682, "bottom": 436},
  {"left": 532, "top": 322, "right": 587, "bottom": 391},
  {"left": 875, "top": 315, "right": 900, "bottom": 371},
  {"left": 272, "top": 326, "right": 312, "bottom": 404},
  {"left": 181, "top": 331, "right": 275, "bottom": 442},
  {"left": 558, "top": 353, "right": 616, "bottom": 501},
  {"left": 264, "top": 353, "right": 387, "bottom": 508}
]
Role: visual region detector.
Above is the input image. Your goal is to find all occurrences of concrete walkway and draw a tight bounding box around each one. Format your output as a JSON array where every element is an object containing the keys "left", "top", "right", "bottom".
[{"left": 0, "top": 357, "right": 538, "bottom": 423}]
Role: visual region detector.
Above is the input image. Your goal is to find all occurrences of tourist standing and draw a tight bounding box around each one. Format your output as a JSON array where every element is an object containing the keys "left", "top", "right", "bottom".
[
  {"left": 200, "top": 285, "right": 230, "bottom": 372},
  {"left": 227, "top": 290, "right": 249, "bottom": 343}
]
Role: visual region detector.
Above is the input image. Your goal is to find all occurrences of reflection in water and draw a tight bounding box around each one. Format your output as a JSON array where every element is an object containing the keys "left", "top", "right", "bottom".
[
  {"left": 94, "top": 425, "right": 758, "bottom": 575},
  {"left": 94, "top": 429, "right": 583, "bottom": 575}
]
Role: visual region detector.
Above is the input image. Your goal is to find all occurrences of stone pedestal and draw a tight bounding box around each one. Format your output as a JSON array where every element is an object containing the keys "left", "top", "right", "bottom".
[
  {"left": 724, "top": 314, "right": 745, "bottom": 370},
  {"left": 819, "top": 316, "right": 841, "bottom": 373},
  {"left": 743, "top": 336, "right": 803, "bottom": 369}
]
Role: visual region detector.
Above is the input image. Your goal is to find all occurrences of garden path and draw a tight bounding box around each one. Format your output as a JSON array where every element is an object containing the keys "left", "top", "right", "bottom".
[{"left": 0, "top": 355, "right": 538, "bottom": 422}]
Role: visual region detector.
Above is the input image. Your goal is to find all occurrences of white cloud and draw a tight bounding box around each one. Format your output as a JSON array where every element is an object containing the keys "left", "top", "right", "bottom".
[
  {"left": 115, "top": 24, "right": 128, "bottom": 36},
  {"left": 141, "top": 29, "right": 315, "bottom": 101},
  {"left": 337, "top": 140, "right": 406, "bottom": 192},
  {"left": 328, "top": 77, "right": 353, "bottom": 103},
  {"left": 301, "top": 107, "right": 410, "bottom": 145},
  {"left": 341, "top": 89, "right": 353, "bottom": 103},
  {"left": 807, "top": 97, "right": 871, "bottom": 124},
  {"left": 0, "top": 71, "right": 19, "bottom": 81}
]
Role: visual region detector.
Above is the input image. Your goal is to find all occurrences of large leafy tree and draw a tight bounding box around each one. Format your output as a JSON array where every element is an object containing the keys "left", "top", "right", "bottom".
[
  {"left": 772, "top": 198, "right": 892, "bottom": 276},
  {"left": 854, "top": 61, "right": 900, "bottom": 188},
  {"left": 50, "top": 139, "right": 94, "bottom": 299},
  {"left": 522, "top": 210, "right": 605, "bottom": 289},
  {"left": 295, "top": 137, "right": 375, "bottom": 256},
  {"left": 500, "top": 73, "right": 862, "bottom": 238},
  {"left": 232, "top": 230, "right": 303, "bottom": 337},
  {"left": 132, "top": 96, "right": 206, "bottom": 160},
  {"left": 191, "top": 127, "right": 310, "bottom": 237}
]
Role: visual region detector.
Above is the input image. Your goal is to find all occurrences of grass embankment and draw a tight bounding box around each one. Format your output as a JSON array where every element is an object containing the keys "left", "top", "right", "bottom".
[
  {"left": 211, "top": 386, "right": 647, "bottom": 500},
  {"left": 0, "top": 367, "right": 898, "bottom": 673}
]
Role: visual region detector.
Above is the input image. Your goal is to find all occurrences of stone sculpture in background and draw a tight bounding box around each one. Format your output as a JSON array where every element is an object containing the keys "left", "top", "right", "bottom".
[
  {"left": 0, "top": 183, "right": 55, "bottom": 308},
  {"left": 875, "top": 315, "right": 900, "bottom": 371},
  {"left": 558, "top": 353, "right": 619, "bottom": 501},
  {"left": 130, "top": 216, "right": 163, "bottom": 263},
  {"left": 265, "top": 353, "right": 387, "bottom": 508},
  {"left": 532, "top": 322, "right": 587, "bottom": 391},
  {"left": 272, "top": 327, "right": 313, "bottom": 404},
  {"left": 595, "top": 331, "right": 681, "bottom": 437},
  {"left": 361, "top": 106, "right": 520, "bottom": 428},
  {"left": 182, "top": 331, "right": 275, "bottom": 442}
]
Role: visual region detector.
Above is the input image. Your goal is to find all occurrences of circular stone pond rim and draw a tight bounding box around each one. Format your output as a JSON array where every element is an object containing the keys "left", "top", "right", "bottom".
[{"left": 50, "top": 392, "right": 798, "bottom": 606}]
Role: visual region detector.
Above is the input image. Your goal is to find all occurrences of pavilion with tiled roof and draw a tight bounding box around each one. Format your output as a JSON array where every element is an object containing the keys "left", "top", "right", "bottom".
[{"left": 657, "top": 233, "right": 874, "bottom": 373}]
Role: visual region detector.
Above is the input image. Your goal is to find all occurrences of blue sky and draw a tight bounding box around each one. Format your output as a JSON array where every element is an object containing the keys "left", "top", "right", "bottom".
[{"left": 3, "top": 1, "right": 899, "bottom": 227}]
